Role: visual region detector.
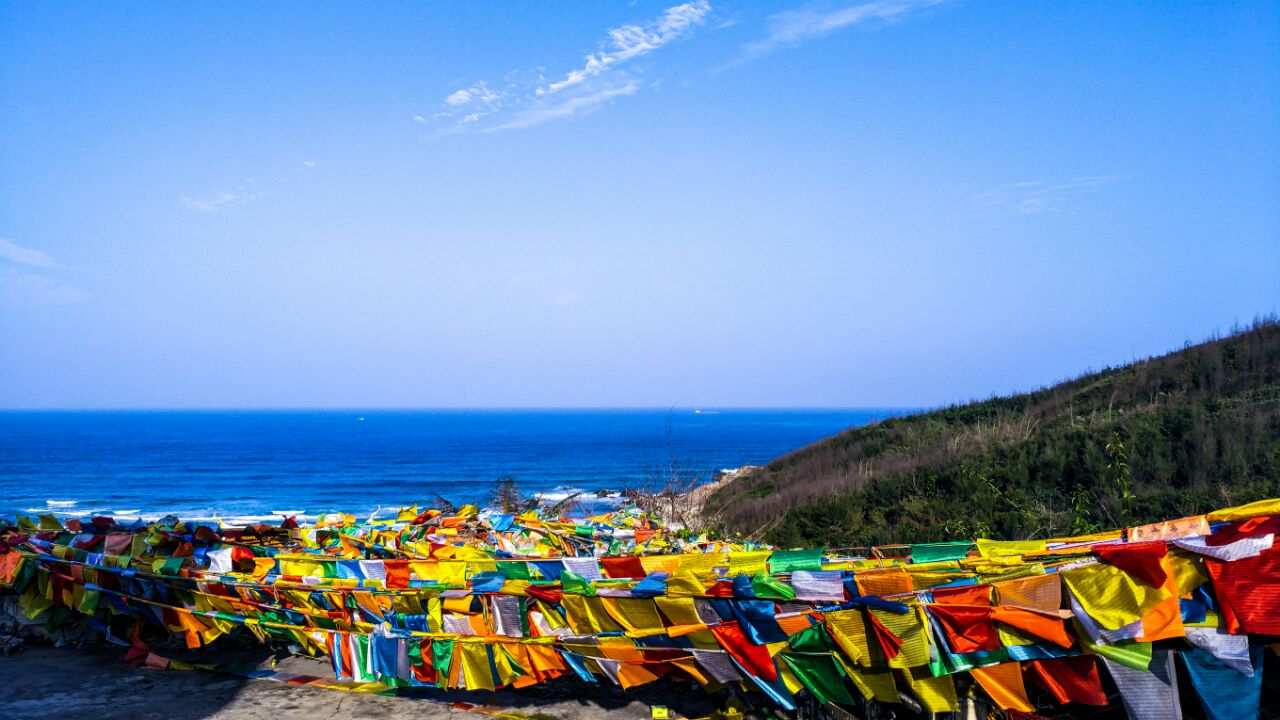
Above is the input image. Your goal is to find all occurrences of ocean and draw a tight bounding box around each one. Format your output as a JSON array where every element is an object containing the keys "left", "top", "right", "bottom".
[{"left": 0, "top": 409, "right": 903, "bottom": 524}]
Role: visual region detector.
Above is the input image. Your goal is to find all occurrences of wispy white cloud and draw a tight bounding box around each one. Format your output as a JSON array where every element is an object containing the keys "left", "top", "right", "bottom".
[
  {"left": 181, "top": 191, "right": 257, "bottom": 212},
  {"left": 0, "top": 267, "right": 87, "bottom": 309},
  {"left": 489, "top": 82, "right": 640, "bottom": 132},
  {"left": 0, "top": 238, "right": 60, "bottom": 269},
  {"left": 425, "top": 2, "right": 710, "bottom": 133},
  {"left": 971, "top": 175, "right": 1123, "bottom": 215},
  {"left": 182, "top": 160, "right": 318, "bottom": 212},
  {"left": 0, "top": 240, "right": 85, "bottom": 309},
  {"left": 446, "top": 82, "right": 503, "bottom": 107},
  {"left": 537, "top": 1, "right": 711, "bottom": 96},
  {"left": 742, "top": 0, "right": 948, "bottom": 58},
  {"left": 434, "top": 81, "right": 507, "bottom": 126}
]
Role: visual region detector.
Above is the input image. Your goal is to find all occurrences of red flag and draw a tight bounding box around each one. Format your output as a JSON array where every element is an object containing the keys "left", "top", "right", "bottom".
[
  {"left": 710, "top": 622, "right": 778, "bottom": 681},
  {"left": 1094, "top": 540, "right": 1168, "bottom": 587},
  {"left": 927, "top": 604, "right": 1001, "bottom": 653},
  {"left": 1024, "top": 656, "right": 1108, "bottom": 706}
]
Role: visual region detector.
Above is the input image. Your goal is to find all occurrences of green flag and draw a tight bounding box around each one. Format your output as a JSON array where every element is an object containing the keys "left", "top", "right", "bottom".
[
  {"left": 151, "top": 556, "right": 184, "bottom": 577},
  {"left": 909, "top": 542, "right": 974, "bottom": 563},
  {"left": 1082, "top": 637, "right": 1153, "bottom": 672},
  {"left": 406, "top": 638, "right": 423, "bottom": 667},
  {"left": 560, "top": 570, "right": 596, "bottom": 596},
  {"left": 780, "top": 653, "right": 857, "bottom": 706},
  {"left": 787, "top": 623, "right": 837, "bottom": 653},
  {"left": 501, "top": 560, "right": 531, "bottom": 581},
  {"left": 432, "top": 638, "right": 454, "bottom": 679},
  {"left": 769, "top": 548, "right": 824, "bottom": 573},
  {"left": 752, "top": 572, "right": 797, "bottom": 601}
]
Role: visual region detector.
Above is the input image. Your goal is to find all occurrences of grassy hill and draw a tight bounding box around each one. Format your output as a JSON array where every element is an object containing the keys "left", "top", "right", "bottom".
[{"left": 710, "top": 319, "right": 1280, "bottom": 547}]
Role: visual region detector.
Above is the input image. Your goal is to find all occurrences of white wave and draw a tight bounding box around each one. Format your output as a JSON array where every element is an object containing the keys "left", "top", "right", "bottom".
[
  {"left": 22, "top": 505, "right": 107, "bottom": 516},
  {"left": 46, "top": 500, "right": 78, "bottom": 507},
  {"left": 11, "top": 504, "right": 320, "bottom": 527},
  {"left": 222, "top": 514, "right": 314, "bottom": 526},
  {"left": 532, "top": 487, "right": 585, "bottom": 502}
]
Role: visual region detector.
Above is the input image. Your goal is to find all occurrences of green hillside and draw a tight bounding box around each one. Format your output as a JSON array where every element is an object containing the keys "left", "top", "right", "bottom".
[{"left": 711, "top": 319, "right": 1280, "bottom": 547}]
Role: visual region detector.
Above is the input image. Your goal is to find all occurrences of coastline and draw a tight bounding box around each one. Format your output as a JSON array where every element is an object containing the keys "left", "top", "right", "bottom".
[
  {"left": 0, "top": 408, "right": 891, "bottom": 525},
  {"left": 10, "top": 467, "right": 757, "bottom": 530},
  {"left": 630, "top": 466, "right": 758, "bottom": 530}
]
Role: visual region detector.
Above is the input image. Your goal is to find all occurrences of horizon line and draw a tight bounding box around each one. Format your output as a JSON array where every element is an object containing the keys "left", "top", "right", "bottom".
[{"left": 0, "top": 405, "right": 922, "bottom": 412}]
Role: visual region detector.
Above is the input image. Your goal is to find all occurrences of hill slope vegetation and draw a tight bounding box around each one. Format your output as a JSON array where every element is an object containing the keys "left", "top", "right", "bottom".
[{"left": 711, "top": 320, "right": 1280, "bottom": 547}]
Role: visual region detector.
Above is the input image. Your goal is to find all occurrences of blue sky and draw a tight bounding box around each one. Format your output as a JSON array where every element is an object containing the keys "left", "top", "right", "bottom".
[{"left": 1, "top": 1, "right": 1277, "bottom": 408}]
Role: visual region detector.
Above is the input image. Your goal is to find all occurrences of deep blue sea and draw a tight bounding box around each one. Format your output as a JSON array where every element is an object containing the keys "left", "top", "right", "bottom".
[{"left": 0, "top": 409, "right": 902, "bottom": 523}]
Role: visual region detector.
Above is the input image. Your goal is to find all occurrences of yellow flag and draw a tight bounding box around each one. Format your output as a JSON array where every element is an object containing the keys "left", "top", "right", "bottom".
[{"left": 1208, "top": 498, "right": 1280, "bottom": 522}]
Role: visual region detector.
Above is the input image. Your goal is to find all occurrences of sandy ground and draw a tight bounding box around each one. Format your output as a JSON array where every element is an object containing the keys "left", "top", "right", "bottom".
[{"left": 0, "top": 647, "right": 721, "bottom": 720}]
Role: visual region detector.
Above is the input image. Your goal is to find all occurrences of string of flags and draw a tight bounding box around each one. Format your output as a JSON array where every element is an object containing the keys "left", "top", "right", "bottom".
[{"left": 3, "top": 499, "right": 1279, "bottom": 719}]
